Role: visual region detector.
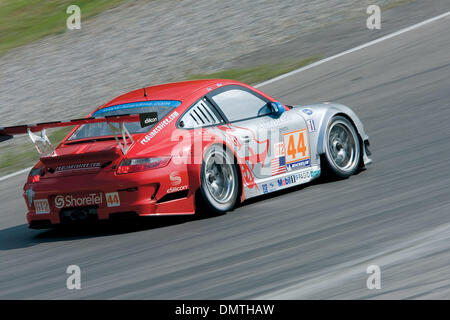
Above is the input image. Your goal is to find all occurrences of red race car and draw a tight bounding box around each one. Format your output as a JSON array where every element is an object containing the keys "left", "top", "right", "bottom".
[{"left": 0, "top": 80, "right": 371, "bottom": 229}]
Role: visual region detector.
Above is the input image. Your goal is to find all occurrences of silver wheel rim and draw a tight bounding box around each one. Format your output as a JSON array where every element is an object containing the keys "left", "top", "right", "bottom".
[
  {"left": 204, "top": 151, "right": 235, "bottom": 204},
  {"left": 327, "top": 121, "right": 358, "bottom": 171}
]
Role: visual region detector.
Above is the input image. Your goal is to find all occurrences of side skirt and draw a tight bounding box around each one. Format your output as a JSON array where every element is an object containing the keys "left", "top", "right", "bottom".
[{"left": 244, "top": 165, "right": 322, "bottom": 199}]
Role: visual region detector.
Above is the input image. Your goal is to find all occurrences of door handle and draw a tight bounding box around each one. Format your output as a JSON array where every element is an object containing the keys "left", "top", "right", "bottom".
[{"left": 239, "top": 136, "right": 251, "bottom": 143}]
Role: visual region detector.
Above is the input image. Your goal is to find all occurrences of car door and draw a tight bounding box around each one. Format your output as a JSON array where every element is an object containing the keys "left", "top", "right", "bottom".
[{"left": 206, "top": 85, "right": 310, "bottom": 180}]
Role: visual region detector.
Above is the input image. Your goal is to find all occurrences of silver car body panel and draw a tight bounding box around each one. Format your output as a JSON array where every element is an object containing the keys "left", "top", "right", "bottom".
[{"left": 208, "top": 102, "right": 371, "bottom": 200}]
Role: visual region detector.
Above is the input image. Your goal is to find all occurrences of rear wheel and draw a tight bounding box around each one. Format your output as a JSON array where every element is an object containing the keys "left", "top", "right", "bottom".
[
  {"left": 199, "top": 145, "right": 239, "bottom": 215},
  {"left": 323, "top": 115, "right": 361, "bottom": 178}
]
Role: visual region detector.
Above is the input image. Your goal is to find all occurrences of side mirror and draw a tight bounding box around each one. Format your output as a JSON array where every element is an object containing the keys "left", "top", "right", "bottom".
[{"left": 270, "top": 102, "right": 285, "bottom": 117}]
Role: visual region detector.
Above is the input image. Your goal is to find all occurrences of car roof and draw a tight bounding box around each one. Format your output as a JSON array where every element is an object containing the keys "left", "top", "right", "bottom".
[{"left": 97, "top": 79, "right": 242, "bottom": 112}]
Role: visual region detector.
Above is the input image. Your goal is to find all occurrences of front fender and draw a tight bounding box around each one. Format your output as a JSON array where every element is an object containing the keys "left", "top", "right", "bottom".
[{"left": 293, "top": 103, "right": 372, "bottom": 166}]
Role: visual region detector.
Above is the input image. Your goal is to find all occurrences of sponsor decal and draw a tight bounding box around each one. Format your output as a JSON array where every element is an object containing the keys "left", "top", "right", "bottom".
[
  {"left": 55, "top": 162, "right": 101, "bottom": 172},
  {"left": 34, "top": 199, "right": 50, "bottom": 214},
  {"left": 93, "top": 100, "right": 181, "bottom": 115},
  {"left": 296, "top": 170, "right": 311, "bottom": 181},
  {"left": 167, "top": 185, "right": 188, "bottom": 193},
  {"left": 307, "top": 119, "right": 316, "bottom": 133},
  {"left": 288, "top": 175, "right": 298, "bottom": 184},
  {"left": 139, "top": 112, "right": 158, "bottom": 128},
  {"left": 170, "top": 171, "right": 182, "bottom": 186},
  {"left": 286, "top": 159, "right": 311, "bottom": 171},
  {"left": 311, "top": 169, "right": 321, "bottom": 178},
  {"left": 105, "top": 192, "right": 120, "bottom": 207},
  {"left": 302, "top": 108, "right": 313, "bottom": 115},
  {"left": 140, "top": 111, "right": 179, "bottom": 145},
  {"left": 277, "top": 175, "right": 297, "bottom": 187},
  {"left": 262, "top": 182, "right": 278, "bottom": 194},
  {"left": 283, "top": 129, "right": 311, "bottom": 171},
  {"left": 55, "top": 193, "right": 103, "bottom": 209},
  {"left": 262, "top": 184, "right": 268, "bottom": 194},
  {"left": 276, "top": 170, "right": 311, "bottom": 188},
  {"left": 273, "top": 142, "right": 285, "bottom": 158},
  {"left": 269, "top": 182, "right": 277, "bottom": 192},
  {"left": 25, "top": 187, "right": 35, "bottom": 207}
]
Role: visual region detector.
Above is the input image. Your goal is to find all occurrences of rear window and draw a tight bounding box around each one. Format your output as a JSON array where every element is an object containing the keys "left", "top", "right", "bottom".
[{"left": 68, "top": 100, "right": 181, "bottom": 141}]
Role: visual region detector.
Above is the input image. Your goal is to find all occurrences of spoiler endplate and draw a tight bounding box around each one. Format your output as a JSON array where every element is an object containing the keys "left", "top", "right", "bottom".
[{"left": 0, "top": 114, "right": 140, "bottom": 157}]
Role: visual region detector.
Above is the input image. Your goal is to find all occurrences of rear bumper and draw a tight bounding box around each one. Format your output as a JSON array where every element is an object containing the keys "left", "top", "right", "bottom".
[
  {"left": 25, "top": 162, "right": 197, "bottom": 228},
  {"left": 27, "top": 197, "right": 194, "bottom": 229}
]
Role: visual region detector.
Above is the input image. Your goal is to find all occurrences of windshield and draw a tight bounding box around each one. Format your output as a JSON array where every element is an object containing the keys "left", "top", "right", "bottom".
[{"left": 68, "top": 100, "right": 181, "bottom": 141}]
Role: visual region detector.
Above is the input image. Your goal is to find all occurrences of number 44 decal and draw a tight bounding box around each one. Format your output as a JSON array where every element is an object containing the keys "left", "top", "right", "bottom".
[
  {"left": 283, "top": 129, "right": 310, "bottom": 168},
  {"left": 106, "top": 192, "right": 120, "bottom": 207}
]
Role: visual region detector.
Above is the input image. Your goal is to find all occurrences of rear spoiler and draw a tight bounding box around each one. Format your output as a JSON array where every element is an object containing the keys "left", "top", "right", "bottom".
[{"left": 0, "top": 114, "right": 141, "bottom": 157}]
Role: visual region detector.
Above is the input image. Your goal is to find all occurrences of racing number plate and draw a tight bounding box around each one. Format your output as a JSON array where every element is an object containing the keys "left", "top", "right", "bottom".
[
  {"left": 106, "top": 192, "right": 120, "bottom": 207},
  {"left": 283, "top": 129, "right": 311, "bottom": 171},
  {"left": 34, "top": 199, "right": 50, "bottom": 214}
]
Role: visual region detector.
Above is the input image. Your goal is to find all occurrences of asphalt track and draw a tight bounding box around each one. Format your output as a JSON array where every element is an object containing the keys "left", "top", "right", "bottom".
[{"left": 1, "top": 14, "right": 450, "bottom": 299}]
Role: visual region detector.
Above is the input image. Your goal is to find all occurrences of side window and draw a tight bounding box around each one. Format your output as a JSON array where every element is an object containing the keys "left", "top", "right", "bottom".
[
  {"left": 179, "top": 99, "right": 221, "bottom": 129},
  {"left": 210, "top": 89, "right": 269, "bottom": 122}
]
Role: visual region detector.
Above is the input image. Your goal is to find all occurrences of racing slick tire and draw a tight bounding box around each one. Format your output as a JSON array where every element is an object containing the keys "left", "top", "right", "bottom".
[
  {"left": 199, "top": 145, "right": 239, "bottom": 215},
  {"left": 323, "top": 115, "right": 361, "bottom": 179}
]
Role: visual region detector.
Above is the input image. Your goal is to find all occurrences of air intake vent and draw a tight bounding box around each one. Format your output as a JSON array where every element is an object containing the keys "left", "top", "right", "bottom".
[
  {"left": 157, "top": 190, "right": 189, "bottom": 203},
  {"left": 180, "top": 100, "right": 221, "bottom": 128}
]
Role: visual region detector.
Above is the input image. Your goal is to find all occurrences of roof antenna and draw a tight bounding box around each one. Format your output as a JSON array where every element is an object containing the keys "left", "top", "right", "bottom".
[{"left": 143, "top": 87, "right": 148, "bottom": 97}]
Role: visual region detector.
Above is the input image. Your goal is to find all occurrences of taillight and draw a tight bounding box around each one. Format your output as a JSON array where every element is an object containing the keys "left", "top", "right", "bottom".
[
  {"left": 27, "top": 168, "right": 42, "bottom": 184},
  {"left": 116, "top": 157, "right": 171, "bottom": 174}
]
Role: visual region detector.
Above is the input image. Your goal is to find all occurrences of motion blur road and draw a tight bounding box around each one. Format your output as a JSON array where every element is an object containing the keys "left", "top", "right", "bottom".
[{"left": 0, "top": 14, "right": 449, "bottom": 299}]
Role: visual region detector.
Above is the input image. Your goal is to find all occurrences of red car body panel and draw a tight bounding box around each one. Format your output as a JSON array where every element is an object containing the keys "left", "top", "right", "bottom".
[{"left": 18, "top": 80, "right": 279, "bottom": 228}]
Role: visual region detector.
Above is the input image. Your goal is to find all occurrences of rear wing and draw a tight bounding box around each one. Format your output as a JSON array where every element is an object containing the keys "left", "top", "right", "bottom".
[{"left": 0, "top": 114, "right": 141, "bottom": 157}]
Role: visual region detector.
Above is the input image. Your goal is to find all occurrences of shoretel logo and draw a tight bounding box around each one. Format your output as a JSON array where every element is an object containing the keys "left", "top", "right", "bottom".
[{"left": 55, "top": 193, "right": 102, "bottom": 209}]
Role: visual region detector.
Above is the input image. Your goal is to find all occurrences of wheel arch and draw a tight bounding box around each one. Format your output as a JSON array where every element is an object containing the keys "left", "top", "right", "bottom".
[
  {"left": 329, "top": 112, "right": 365, "bottom": 168},
  {"left": 192, "top": 140, "right": 244, "bottom": 207},
  {"left": 304, "top": 103, "right": 371, "bottom": 167}
]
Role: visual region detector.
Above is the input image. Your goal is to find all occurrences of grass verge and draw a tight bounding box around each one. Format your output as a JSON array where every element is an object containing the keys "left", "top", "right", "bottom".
[
  {"left": 187, "top": 56, "right": 320, "bottom": 84},
  {"left": 0, "top": 0, "right": 125, "bottom": 56},
  {"left": 382, "top": 0, "right": 416, "bottom": 10},
  {"left": 0, "top": 127, "right": 73, "bottom": 176}
]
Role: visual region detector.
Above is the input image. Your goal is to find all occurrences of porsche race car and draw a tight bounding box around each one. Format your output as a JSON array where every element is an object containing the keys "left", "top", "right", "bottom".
[{"left": 0, "top": 80, "right": 372, "bottom": 229}]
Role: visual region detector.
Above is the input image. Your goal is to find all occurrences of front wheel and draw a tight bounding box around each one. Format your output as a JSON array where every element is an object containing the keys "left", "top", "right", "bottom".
[
  {"left": 199, "top": 145, "right": 239, "bottom": 215},
  {"left": 323, "top": 115, "right": 361, "bottom": 178}
]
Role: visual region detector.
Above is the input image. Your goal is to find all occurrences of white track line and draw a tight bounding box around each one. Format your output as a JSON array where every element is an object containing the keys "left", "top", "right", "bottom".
[
  {"left": 255, "top": 10, "right": 450, "bottom": 88},
  {"left": 1, "top": 11, "right": 449, "bottom": 183},
  {"left": 0, "top": 166, "right": 32, "bottom": 182}
]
